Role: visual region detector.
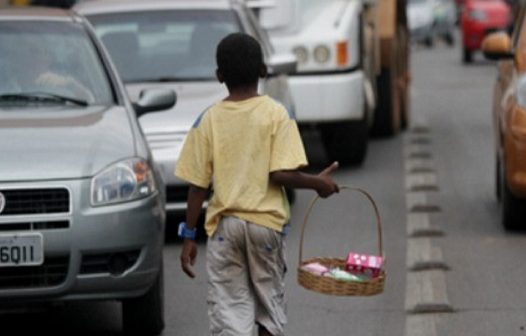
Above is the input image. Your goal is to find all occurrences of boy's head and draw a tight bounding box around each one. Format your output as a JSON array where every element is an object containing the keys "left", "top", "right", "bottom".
[{"left": 216, "top": 33, "right": 267, "bottom": 90}]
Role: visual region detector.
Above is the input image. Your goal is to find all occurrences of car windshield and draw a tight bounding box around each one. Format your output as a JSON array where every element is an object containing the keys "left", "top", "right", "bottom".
[
  {"left": 0, "top": 21, "right": 113, "bottom": 106},
  {"left": 87, "top": 10, "right": 241, "bottom": 83}
]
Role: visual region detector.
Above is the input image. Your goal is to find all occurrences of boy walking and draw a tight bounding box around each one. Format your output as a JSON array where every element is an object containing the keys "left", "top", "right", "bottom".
[{"left": 176, "top": 33, "right": 340, "bottom": 336}]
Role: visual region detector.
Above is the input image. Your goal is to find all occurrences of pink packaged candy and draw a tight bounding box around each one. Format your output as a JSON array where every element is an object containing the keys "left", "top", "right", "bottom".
[
  {"left": 345, "top": 252, "right": 383, "bottom": 278},
  {"left": 301, "top": 262, "right": 330, "bottom": 276}
]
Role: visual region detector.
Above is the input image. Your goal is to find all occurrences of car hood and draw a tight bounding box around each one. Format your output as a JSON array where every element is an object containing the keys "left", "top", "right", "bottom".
[
  {"left": 0, "top": 105, "right": 135, "bottom": 182},
  {"left": 126, "top": 81, "right": 227, "bottom": 135},
  {"left": 471, "top": 0, "right": 509, "bottom": 12}
]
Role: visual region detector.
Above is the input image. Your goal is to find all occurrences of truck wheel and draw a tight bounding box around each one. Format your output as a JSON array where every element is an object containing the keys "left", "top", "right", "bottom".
[
  {"left": 500, "top": 163, "right": 525, "bottom": 230},
  {"left": 463, "top": 47, "right": 473, "bottom": 63},
  {"left": 372, "top": 66, "right": 400, "bottom": 137},
  {"left": 320, "top": 118, "right": 368, "bottom": 166},
  {"left": 397, "top": 25, "right": 410, "bottom": 131},
  {"left": 122, "top": 266, "right": 165, "bottom": 335}
]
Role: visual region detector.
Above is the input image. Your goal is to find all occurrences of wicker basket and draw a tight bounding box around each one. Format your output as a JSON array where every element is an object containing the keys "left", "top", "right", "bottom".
[{"left": 297, "top": 186, "right": 386, "bottom": 296}]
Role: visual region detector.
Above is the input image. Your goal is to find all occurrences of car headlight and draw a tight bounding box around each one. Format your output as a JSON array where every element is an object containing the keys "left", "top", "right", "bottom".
[
  {"left": 313, "top": 45, "right": 331, "bottom": 64},
  {"left": 292, "top": 46, "right": 309, "bottom": 64},
  {"left": 468, "top": 9, "right": 487, "bottom": 22},
  {"left": 91, "top": 158, "right": 157, "bottom": 206}
]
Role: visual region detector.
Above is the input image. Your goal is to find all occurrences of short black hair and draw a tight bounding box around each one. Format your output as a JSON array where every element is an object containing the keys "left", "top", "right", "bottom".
[{"left": 216, "top": 33, "right": 265, "bottom": 89}]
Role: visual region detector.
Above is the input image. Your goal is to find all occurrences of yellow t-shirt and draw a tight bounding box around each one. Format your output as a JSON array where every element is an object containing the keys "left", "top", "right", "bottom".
[{"left": 175, "top": 95, "right": 308, "bottom": 236}]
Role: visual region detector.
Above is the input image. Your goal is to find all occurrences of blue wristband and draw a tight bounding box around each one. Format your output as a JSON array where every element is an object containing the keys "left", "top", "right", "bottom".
[{"left": 178, "top": 222, "right": 197, "bottom": 240}]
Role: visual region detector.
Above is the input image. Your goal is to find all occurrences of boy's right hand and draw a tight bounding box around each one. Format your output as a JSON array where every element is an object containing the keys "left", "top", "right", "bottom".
[
  {"left": 316, "top": 161, "right": 340, "bottom": 198},
  {"left": 180, "top": 239, "right": 198, "bottom": 278}
]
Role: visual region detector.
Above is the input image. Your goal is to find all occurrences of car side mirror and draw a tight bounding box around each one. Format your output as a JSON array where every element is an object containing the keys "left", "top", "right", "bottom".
[
  {"left": 267, "top": 53, "right": 297, "bottom": 76},
  {"left": 482, "top": 32, "right": 514, "bottom": 60},
  {"left": 134, "top": 88, "right": 176, "bottom": 117}
]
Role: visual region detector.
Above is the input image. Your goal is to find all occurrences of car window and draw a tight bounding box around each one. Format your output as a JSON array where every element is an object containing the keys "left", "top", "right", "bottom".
[
  {"left": 0, "top": 21, "right": 113, "bottom": 106},
  {"left": 87, "top": 10, "right": 241, "bottom": 83}
]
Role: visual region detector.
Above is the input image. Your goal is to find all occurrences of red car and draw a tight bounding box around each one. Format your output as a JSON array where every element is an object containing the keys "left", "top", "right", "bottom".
[{"left": 461, "top": 0, "right": 511, "bottom": 63}]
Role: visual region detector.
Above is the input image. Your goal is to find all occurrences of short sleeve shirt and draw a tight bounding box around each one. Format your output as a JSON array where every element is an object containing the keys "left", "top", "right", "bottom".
[{"left": 175, "top": 95, "right": 308, "bottom": 236}]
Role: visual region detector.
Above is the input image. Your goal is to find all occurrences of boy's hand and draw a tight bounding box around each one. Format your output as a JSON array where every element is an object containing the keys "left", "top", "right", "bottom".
[
  {"left": 180, "top": 239, "right": 198, "bottom": 278},
  {"left": 317, "top": 161, "right": 340, "bottom": 198}
]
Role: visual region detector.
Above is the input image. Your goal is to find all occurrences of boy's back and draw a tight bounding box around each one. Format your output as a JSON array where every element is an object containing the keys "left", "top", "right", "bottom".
[{"left": 176, "top": 95, "right": 307, "bottom": 237}]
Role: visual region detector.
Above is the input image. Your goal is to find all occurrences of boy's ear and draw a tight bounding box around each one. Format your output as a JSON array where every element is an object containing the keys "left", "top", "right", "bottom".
[
  {"left": 216, "top": 69, "right": 224, "bottom": 83},
  {"left": 259, "top": 64, "right": 268, "bottom": 79}
]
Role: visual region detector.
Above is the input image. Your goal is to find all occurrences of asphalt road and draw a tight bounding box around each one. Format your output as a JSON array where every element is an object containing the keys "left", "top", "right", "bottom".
[{"left": 2, "top": 33, "right": 525, "bottom": 336}]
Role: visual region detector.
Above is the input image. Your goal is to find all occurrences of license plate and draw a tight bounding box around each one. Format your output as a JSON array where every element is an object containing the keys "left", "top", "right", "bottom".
[{"left": 0, "top": 233, "right": 44, "bottom": 267}]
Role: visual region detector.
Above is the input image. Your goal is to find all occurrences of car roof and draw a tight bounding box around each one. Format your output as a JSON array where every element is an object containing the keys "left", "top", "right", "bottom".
[
  {"left": 75, "top": 0, "right": 240, "bottom": 15},
  {"left": 0, "top": 7, "right": 78, "bottom": 22}
]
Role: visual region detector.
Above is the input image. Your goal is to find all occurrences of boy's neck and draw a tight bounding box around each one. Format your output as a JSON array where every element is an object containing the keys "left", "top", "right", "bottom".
[{"left": 224, "top": 85, "right": 260, "bottom": 102}]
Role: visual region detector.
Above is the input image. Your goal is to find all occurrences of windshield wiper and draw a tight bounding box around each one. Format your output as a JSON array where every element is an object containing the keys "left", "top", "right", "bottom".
[
  {"left": 125, "top": 77, "right": 213, "bottom": 83},
  {"left": 0, "top": 92, "right": 88, "bottom": 107}
]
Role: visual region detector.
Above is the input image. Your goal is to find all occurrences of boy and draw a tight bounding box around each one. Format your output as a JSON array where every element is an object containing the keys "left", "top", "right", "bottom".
[{"left": 176, "top": 33, "right": 339, "bottom": 336}]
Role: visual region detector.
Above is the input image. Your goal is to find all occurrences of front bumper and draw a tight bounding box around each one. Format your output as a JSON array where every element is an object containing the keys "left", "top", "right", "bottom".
[
  {"left": 288, "top": 69, "right": 365, "bottom": 123},
  {"left": 0, "top": 178, "right": 165, "bottom": 303}
]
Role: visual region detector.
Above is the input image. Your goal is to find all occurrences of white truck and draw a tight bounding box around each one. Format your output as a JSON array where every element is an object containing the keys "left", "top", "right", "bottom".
[{"left": 248, "top": 0, "right": 410, "bottom": 165}]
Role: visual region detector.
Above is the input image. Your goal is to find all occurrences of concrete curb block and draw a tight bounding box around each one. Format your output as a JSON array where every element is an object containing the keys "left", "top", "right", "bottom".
[
  {"left": 405, "top": 315, "right": 438, "bottom": 336},
  {"left": 407, "top": 238, "right": 449, "bottom": 271},
  {"left": 405, "top": 271, "right": 454, "bottom": 314},
  {"left": 407, "top": 213, "right": 444, "bottom": 237}
]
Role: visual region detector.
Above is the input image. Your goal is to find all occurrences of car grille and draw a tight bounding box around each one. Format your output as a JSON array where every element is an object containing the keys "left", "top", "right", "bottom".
[
  {"left": 0, "top": 188, "right": 70, "bottom": 216},
  {"left": 0, "top": 256, "right": 69, "bottom": 290},
  {"left": 0, "top": 221, "right": 70, "bottom": 232}
]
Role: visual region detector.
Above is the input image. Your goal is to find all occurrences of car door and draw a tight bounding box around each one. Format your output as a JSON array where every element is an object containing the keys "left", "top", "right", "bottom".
[{"left": 494, "top": 6, "right": 526, "bottom": 151}]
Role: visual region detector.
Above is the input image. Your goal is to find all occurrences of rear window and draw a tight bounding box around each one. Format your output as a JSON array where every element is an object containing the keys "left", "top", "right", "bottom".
[{"left": 87, "top": 10, "right": 241, "bottom": 83}]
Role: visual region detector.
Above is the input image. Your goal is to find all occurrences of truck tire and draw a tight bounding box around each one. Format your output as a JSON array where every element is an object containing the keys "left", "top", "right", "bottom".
[
  {"left": 372, "top": 65, "right": 400, "bottom": 137},
  {"left": 320, "top": 117, "right": 368, "bottom": 166},
  {"left": 397, "top": 25, "right": 411, "bottom": 131},
  {"left": 122, "top": 265, "right": 165, "bottom": 335}
]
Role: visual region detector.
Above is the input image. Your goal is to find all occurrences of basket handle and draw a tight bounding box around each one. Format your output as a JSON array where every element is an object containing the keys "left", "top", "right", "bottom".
[{"left": 298, "top": 186, "right": 384, "bottom": 267}]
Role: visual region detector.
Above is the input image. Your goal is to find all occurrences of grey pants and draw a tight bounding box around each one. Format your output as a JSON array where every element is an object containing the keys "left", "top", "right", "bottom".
[{"left": 207, "top": 216, "right": 287, "bottom": 336}]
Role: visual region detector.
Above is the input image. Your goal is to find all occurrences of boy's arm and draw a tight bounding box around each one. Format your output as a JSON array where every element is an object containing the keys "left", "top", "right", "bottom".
[
  {"left": 180, "top": 184, "right": 209, "bottom": 278},
  {"left": 270, "top": 161, "right": 340, "bottom": 198}
]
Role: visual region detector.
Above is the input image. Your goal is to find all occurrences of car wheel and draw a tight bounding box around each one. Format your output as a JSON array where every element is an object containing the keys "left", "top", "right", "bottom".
[
  {"left": 320, "top": 117, "right": 368, "bottom": 166},
  {"left": 463, "top": 47, "right": 473, "bottom": 63},
  {"left": 122, "top": 264, "right": 165, "bottom": 335},
  {"left": 285, "top": 188, "right": 296, "bottom": 205},
  {"left": 500, "top": 163, "right": 526, "bottom": 230},
  {"left": 444, "top": 31, "right": 455, "bottom": 46}
]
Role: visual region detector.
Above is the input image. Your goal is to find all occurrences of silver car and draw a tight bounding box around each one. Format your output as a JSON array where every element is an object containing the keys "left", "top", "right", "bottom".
[
  {"left": 75, "top": 0, "right": 297, "bottom": 214},
  {"left": 0, "top": 7, "right": 175, "bottom": 335}
]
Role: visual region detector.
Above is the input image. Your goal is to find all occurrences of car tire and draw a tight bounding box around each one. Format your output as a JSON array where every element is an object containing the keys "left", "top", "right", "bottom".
[
  {"left": 122, "top": 265, "right": 165, "bottom": 336},
  {"left": 444, "top": 31, "right": 455, "bottom": 46},
  {"left": 500, "top": 162, "right": 526, "bottom": 231},
  {"left": 424, "top": 35, "right": 434, "bottom": 48},
  {"left": 320, "top": 118, "right": 368, "bottom": 166},
  {"left": 463, "top": 47, "right": 473, "bottom": 63},
  {"left": 285, "top": 188, "right": 296, "bottom": 205}
]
